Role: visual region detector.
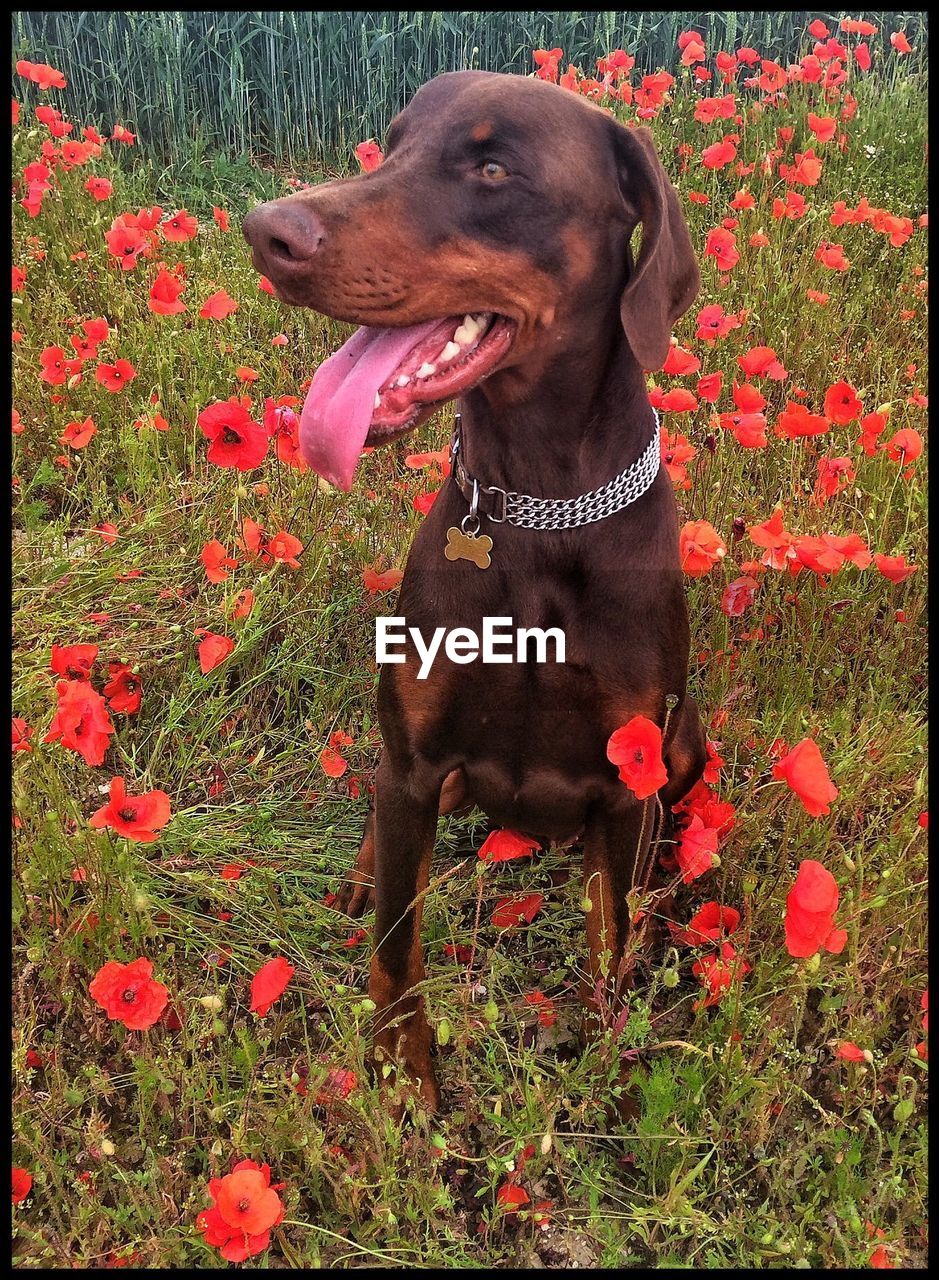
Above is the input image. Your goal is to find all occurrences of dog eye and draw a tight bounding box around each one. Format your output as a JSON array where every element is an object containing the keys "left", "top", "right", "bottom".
[{"left": 478, "top": 160, "right": 509, "bottom": 181}]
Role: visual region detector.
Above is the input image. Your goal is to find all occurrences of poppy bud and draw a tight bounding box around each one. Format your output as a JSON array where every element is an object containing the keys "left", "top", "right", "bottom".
[
  {"left": 805, "top": 953, "right": 821, "bottom": 973},
  {"left": 732, "top": 517, "right": 746, "bottom": 540},
  {"left": 703, "top": 433, "right": 717, "bottom": 453},
  {"left": 663, "top": 969, "right": 679, "bottom": 988}
]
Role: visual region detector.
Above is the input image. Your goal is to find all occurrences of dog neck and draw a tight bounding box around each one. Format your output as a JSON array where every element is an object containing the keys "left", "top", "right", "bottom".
[{"left": 456, "top": 324, "right": 656, "bottom": 499}]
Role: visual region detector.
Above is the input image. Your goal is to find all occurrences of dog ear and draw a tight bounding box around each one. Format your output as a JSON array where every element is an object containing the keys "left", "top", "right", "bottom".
[{"left": 608, "top": 121, "right": 699, "bottom": 371}]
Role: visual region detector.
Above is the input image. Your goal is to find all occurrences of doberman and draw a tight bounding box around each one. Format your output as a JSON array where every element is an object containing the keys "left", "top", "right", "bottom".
[{"left": 244, "top": 69, "right": 707, "bottom": 1111}]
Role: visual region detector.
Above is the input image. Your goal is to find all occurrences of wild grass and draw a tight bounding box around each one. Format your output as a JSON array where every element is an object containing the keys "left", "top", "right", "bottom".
[{"left": 11, "top": 21, "right": 928, "bottom": 1270}]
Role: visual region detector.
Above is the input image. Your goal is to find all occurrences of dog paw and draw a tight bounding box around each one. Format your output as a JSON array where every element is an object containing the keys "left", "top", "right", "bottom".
[{"left": 333, "top": 874, "right": 375, "bottom": 917}]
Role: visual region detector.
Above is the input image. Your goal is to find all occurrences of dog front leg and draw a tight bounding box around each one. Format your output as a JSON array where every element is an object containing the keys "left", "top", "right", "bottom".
[{"left": 368, "top": 754, "right": 442, "bottom": 1113}]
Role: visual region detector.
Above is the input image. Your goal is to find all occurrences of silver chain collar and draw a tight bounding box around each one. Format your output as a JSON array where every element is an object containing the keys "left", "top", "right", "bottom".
[{"left": 449, "top": 408, "right": 661, "bottom": 532}]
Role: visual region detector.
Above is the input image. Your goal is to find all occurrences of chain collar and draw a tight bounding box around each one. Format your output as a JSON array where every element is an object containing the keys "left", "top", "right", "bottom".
[{"left": 448, "top": 409, "right": 661, "bottom": 532}]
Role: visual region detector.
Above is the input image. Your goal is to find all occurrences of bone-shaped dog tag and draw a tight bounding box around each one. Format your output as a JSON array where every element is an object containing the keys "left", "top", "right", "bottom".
[{"left": 444, "top": 526, "right": 492, "bottom": 569}]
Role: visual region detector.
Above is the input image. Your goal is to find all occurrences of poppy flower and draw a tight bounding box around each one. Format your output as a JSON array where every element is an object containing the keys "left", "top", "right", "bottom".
[
  {"left": 607, "top": 715, "right": 668, "bottom": 799},
  {"left": 363, "top": 566, "right": 404, "bottom": 594},
  {"left": 198, "top": 399, "right": 269, "bottom": 470},
  {"left": 815, "top": 241, "right": 851, "bottom": 271},
  {"left": 85, "top": 175, "right": 113, "bottom": 201},
  {"left": 102, "top": 662, "right": 142, "bottom": 713},
  {"left": 95, "top": 360, "right": 136, "bottom": 392},
  {"left": 60, "top": 417, "right": 97, "bottom": 449},
  {"left": 524, "top": 990, "right": 557, "bottom": 1027},
  {"left": 50, "top": 642, "right": 98, "bottom": 680},
  {"left": 268, "top": 531, "right": 304, "bottom": 569},
  {"left": 775, "top": 402, "right": 828, "bottom": 439},
  {"left": 12, "top": 717, "right": 32, "bottom": 754},
  {"left": 105, "top": 223, "right": 150, "bottom": 270},
  {"left": 319, "top": 744, "right": 348, "bottom": 777},
  {"left": 88, "top": 957, "right": 169, "bottom": 1029},
  {"left": 659, "top": 387, "right": 699, "bottom": 413},
  {"left": 478, "top": 829, "right": 541, "bottom": 862},
  {"left": 354, "top": 139, "right": 383, "bottom": 171},
  {"left": 492, "top": 892, "right": 544, "bottom": 929},
  {"left": 672, "top": 901, "right": 740, "bottom": 947},
  {"left": 882, "top": 428, "right": 923, "bottom": 464},
  {"left": 250, "top": 957, "right": 295, "bottom": 1016},
  {"left": 148, "top": 267, "right": 186, "bottom": 315},
  {"left": 721, "top": 575, "right": 759, "bottom": 617},
  {"left": 748, "top": 508, "right": 798, "bottom": 570},
  {"left": 199, "top": 289, "right": 239, "bottom": 320},
  {"left": 197, "top": 631, "right": 235, "bottom": 674},
  {"left": 161, "top": 208, "right": 198, "bottom": 241},
  {"left": 201, "top": 540, "right": 239, "bottom": 583},
  {"left": 44, "top": 679, "right": 114, "bottom": 765},
  {"left": 497, "top": 1182, "right": 531, "bottom": 1212},
  {"left": 16, "top": 59, "right": 67, "bottom": 89},
  {"left": 89, "top": 777, "right": 171, "bottom": 843},
  {"left": 704, "top": 226, "right": 739, "bottom": 271},
  {"left": 823, "top": 380, "right": 862, "bottom": 425},
  {"left": 662, "top": 343, "right": 700, "bottom": 376},
  {"left": 676, "top": 814, "right": 720, "bottom": 883},
  {"left": 692, "top": 941, "right": 750, "bottom": 1008},
  {"left": 835, "top": 1041, "right": 867, "bottom": 1062},
  {"left": 772, "top": 738, "right": 838, "bottom": 817},
  {"left": 39, "top": 345, "right": 69, "bottom": 385},
  {"left": 12, "top": 1168, "right": 32, "bottom": 1204},
  {"left": 212, "top": 206, "right": 230, "bottom": 231},
  {"left": 660, "top": 428, "right": 696, "bottom": 489},
  {"left": 679, "top": 520, "right": 727, "bottom": 576},
  {"left": 232, "top": 589, "right": 255, "bottom": 619},
  {"left": 784, "top": 859, "right": 847, "bottom": 957},
  {"left": 890, "top": 31, "right": 912, "bottom": 54},
  {"left": 873, "top": 554, "right": 917, "bottom": 583},
  {"left": 813, "top": 456, "right": 855, "bottom": 505},
  {"left": 197, "top": 1160, "right": 285, "bottom": 1263}
]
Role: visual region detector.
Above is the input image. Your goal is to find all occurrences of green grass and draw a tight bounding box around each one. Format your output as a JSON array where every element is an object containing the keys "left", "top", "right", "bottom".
[{"left": 12, "top": 26, "right": 928, "bottom": 1270}]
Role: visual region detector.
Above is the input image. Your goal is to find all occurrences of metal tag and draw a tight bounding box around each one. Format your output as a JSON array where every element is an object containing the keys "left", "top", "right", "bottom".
[{"left": 444, "top": 526, "right": 492, "bottom": 569}]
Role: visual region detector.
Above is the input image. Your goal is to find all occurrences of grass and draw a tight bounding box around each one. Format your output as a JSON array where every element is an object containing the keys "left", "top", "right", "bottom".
[{"left": 12, "top": 21, "right": 928, "bottom": 1270}]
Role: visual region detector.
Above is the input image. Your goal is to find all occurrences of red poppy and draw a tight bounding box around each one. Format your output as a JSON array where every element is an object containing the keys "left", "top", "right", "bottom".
[
  {"left": 89, "top": 777, "right": 171, "bottom": 843},
  {"left": 148, "top": 267, "right": 187, "bottom": 315},
  {"left": 197, "top": 631, "right": 235, "bottom": 674},
  {"left": 201, "top": 540, "right": 239, "bottom": 583},
  {"left": 497, "top": 1182, "right": 531, "bottom": 1212},
  {"left": 492, "top": 892, "right": 544, "bottom": 929},
  {"left": 815, "top": 241, "right": 851, "bottom": 271},
  {"left": 363, "top": 566, "right": 404, "bottom": 594},
  {"left": 662, "top": 343, "right": 700, "bottom": 376},
  {"left": 676, "top": 814, "right": 720, "bottom": 883},
  {"left": 671, "top": 901, "right": 740, "bottom": 947},
  {"left": 890, "top": 31, "right": 912, "bottom": 54},
  {"left": 212, "top": 206, "right": 230, "bottom": 231},
  {"left": 199, "top": 289, "right": 239, "bottom": 320},
  {"left": 85, "top": 175, "right": 113, "bottom": 201},
  {"left": 823, "top": 380, "right": 862, "bottom": 424},
  {"left": 250, "top": 957, "right": 295, "bottom": 1016},
  {"left": 198, "top": 399, "right": 269, "bottom": 470},
  {"left": 721, "top": 575, "right": 759, "bottom": 617},
  {"left": 105, "top": 223, "right": 150, "bottom": 270},
  {"left": 478, "top": 829, "right": 541, "bottom": 862},
  {"left": 88, "top": 957, "right": 169, "bottom": 1029},
  {"left": 524, "top": 990, "right": 557, "bottom": 1027},
  {"left": 679, "top": 520, "right": 727, "bottom": 576},
  {"left": 882, "top": 428, "right": 923, "bottom": 464},
  {"left": 59, "top": 416, "right": 98, "bottom": 449},
  {"left": 354, "top": 139, "right": 384, "bottom": 171},
  {"left": 50, "top": 642, "right": 98, "bottom": 681},
  {"left": 16, "top": 59, "right": 67, "bottom": 89},
  {"left": 772, "top": 738, "right": 838, "bottom": 816},
  {"left": 784, "top": 859, "right": 847, "bottom": 957},
  {"left": 813, "top": 456, "right": 855, "bottom": 505},
  {"left": 835, "top": 1041, "right": 867, "bottom": 1061},
  {"left": 44, "top": 679, "right": 114, "bottom": 765},
  {"left": 95, "top": 359, "right": 136, "bottom": 392},
  {"left": 12, "top": 1168, "right": 32, "bottom": 1204},
  {"left": 692, "top": 941, "right": 750, "bottom": 1008},
  {"left": 268, "top": 531, "right": 304, "bottom": 569},
  {"left": 704, "top": 226, "right": 739, "bottom": 271},
  {"left": 748, "top": 507, "right": 798, "bottom": 570},
  {"left": 873, "top": 554, "right": 917, "bottom": 583},
  {"left": 775, "top": 401, "right": 828, "bottom": 439},
  {"left": 197, "top": 1160, "right": 285, "bottom": 1263},
  {"left": 39, "top": 345, "right": 70, "bottom": 385},
  {"left": 737, "top": 346, "right": 786, "bottom": 380},
  {"left": 12, "top": 717, "right": 33, "bottom": 754},
  {"left": 232, "top": 589, "right": 255, "bottom": 619},
  {"left": 161, "top": 208, "right": 198, "bottom": 241},
  {"left": 607, "top": 715, "right": 668, "bottom": 799},
  {"left": 102, "top": 661, "right": 142, "bottom": 713}
]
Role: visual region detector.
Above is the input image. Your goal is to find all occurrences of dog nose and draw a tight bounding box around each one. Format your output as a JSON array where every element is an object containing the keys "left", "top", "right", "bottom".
[{"left": 242, "top": 200, "right": 325, "bottom": 270}]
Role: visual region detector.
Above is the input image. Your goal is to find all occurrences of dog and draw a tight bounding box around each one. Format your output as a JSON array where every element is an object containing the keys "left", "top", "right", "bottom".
[{"left": 244, "top": 70, "right": 707, "bottom": 1111}]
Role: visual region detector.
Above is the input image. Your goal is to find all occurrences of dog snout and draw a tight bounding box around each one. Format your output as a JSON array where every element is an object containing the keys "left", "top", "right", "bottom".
[{"left": 242, "top": 200, "right": 326, "bottom": 277}]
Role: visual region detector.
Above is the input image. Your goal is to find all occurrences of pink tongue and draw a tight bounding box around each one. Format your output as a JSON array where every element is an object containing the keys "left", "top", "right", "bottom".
[{"left": 299, "top": 319, "right": 442, "bottom": 490}]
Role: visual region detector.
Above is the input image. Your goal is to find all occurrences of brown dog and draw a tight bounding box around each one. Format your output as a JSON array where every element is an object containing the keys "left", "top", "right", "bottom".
[{"left": 244, "top": 70, "right": 707, "bottom": 1110}]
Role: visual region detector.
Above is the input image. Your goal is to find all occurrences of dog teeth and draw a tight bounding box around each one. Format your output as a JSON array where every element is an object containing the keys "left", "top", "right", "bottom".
[
  {"left": 415, "top": 362, "right": 436, "bottom": 379},
  {"left": 438, "top": 341, "right": 461, "bottom": 362},
  {"left": 395, "top": 374, "right": 410, "bottom": 387},
  {"left": 374, "top": 393, "right": 381, "bottom": 408}
]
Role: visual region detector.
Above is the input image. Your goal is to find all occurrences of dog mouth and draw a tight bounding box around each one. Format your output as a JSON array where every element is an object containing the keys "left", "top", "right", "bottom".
[{"left": 298, "top": 312, "right": 515, "bottom": 490}]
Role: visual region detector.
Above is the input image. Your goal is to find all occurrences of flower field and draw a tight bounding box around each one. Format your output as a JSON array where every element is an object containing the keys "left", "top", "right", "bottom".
[{"left": 11, "top": 17, "right": 927, "bottom": 1270}]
